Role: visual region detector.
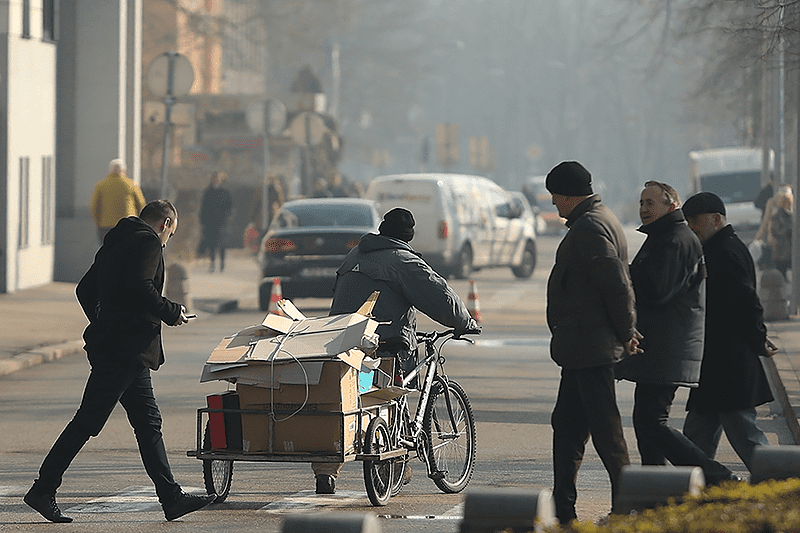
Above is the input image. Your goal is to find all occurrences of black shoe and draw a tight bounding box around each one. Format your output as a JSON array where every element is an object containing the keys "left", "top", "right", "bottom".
[
  {"left": 315, "top": 474, "right": 335, "bottom": 494},
  {"left": 24, "top": 486, "right": 73, "bottom": 523},
  {"left": 163, "top": 491, "right": 217, "bottom": 521},
  {"left": 706, "top": 470, "right": 742, "bottom": 486}
]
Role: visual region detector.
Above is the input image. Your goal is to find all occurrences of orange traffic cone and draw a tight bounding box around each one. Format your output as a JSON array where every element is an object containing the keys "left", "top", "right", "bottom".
[
  {"left": 467, "top": 280, "right": 482, "bottom": 322},
  {"left": 268, "top": 278, "right": 285, "bottom": 316}
]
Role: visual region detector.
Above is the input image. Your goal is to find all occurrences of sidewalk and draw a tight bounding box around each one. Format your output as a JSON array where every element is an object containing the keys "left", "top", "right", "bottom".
[{"left": 1, "top": 249, "right": 798, "bottom": 444}]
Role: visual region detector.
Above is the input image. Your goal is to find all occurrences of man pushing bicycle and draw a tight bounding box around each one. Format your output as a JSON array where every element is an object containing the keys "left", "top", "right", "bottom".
[{"left": 312, "top": 207, "right": 479, "bottom": 494}]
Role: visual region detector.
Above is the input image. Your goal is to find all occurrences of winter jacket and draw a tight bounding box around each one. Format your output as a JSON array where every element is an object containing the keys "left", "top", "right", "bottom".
[
  {"left": 89, "top": 172, "right": 147, "bottom": 229},
  {"left": 76, "top": 216, "right": 182, "bottom": 370},
  {"left": 330, "top": 232, "right": 473, "bottom": 352},
  {"left": 687, "top": 225, "right": 774, "bottom": 412},
  {"left": 547, "top": 195, "right": 637, "bottom": 369},
  {"left": 615, "top": 209, "right": 706, "bottom": 386}
]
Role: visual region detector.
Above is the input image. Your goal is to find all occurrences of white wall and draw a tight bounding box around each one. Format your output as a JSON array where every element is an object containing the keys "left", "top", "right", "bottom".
[{"left": 2, "top": 0, "right": 57, "bottom": 291}]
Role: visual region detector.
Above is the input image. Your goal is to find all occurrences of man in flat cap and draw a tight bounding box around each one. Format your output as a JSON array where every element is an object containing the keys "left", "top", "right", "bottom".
[
  {"left": 545, "top": 161, "right": 640, "bottom": 524},
  {"left": 681, "top": 192, "right": 777, "bottom": 473},
  {"left": 312, "top": 207, "right": 479, "bottom": 494}
]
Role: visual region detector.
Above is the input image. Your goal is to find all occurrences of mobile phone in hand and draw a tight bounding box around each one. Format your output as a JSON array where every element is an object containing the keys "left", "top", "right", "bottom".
[{"left": 185, "top": 314, "right": 197, "bottom": 319}]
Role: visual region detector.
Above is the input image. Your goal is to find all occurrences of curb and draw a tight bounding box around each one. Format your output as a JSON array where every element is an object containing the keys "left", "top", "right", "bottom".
[{"left": 0, "top": 340, "right": 84, "bottom": 378}]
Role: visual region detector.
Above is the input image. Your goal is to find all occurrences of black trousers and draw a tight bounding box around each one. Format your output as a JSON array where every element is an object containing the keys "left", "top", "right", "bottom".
[
  {"left": 551, "top": 365, "right": 630, "bottom": 524},
  {"left": 633, "top": 383, "right": 733, "bottom": 483},
  {"left": 35, "top": 356, "right": 181, "bottom": 504}
]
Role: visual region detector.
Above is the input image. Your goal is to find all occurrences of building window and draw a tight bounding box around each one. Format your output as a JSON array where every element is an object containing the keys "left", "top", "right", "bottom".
[
  {"left": 41, "top": 156, "right": 55, "bottom": 244},
  {"left": 19, "top": 157, "right": 30, "bottom": 249},
  {"left": 22, "top": 0, "right": 31, "bottom": 39},
  {"left": 43, "top": 0, "right": 58, "bottom": 42}
]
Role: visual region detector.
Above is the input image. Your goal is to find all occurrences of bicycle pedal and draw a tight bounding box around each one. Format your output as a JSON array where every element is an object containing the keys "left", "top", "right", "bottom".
[{"left": 428, "top": 470, "right": 447, "bottom": 480}]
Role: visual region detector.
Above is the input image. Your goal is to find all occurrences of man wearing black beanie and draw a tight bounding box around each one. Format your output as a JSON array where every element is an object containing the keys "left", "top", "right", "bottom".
[
  {"left": 545, "top": 160, "right": 640, "bottom": 524},
  {"left": 309, "top": 206, "right": 479, "bottom": 495}
]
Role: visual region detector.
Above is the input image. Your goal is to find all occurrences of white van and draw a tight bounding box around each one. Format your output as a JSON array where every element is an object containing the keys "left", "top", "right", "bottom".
[{"left": 365, "top": 173, "right": 537, "bottom": 279}]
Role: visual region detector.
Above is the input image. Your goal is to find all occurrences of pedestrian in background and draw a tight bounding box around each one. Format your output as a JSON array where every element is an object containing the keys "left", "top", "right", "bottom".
[
  {"left": 545, "top": 161, "right": 640, "bottom": 524},
  {"left": 199, "top": 171, "right": 233, "bottom": 272},
  {"left": 766, "top": 185, "right": 793, "bottom": 279},
  {"left": 89, "top": 158, "right": 146, "bottom": 243},
  {"left": 681, "top": 192, "right": 778, "bottom": 472},
  {"left": 616, "top": 181, "right": 737, "bottom": 485},
  {"left": 24, "top": 200, "right": 216, "bottom": 523}
]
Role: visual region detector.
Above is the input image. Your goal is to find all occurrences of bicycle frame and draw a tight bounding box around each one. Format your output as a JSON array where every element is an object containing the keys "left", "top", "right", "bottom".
[{"left": 391, "top": 329, "right": 469, "bottom": 478}]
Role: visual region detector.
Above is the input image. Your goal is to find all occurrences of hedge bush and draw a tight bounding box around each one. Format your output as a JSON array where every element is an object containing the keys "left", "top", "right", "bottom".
[{"left": 552, "top": 478, "right": 800, "bottom": 533}]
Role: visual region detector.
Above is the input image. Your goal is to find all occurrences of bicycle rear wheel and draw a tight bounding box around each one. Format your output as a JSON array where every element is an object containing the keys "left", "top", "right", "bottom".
[
  {"left": 422, "top": 379, "right": 476, "bottom": 493},
  {"left": 202, "top": 422, "right": 233, "bottom": 502}
]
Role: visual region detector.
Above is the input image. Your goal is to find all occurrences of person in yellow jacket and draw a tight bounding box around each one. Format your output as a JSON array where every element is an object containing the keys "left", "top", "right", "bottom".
[{"left": 90, "top": 159, "right": 147, "bottom": 242}]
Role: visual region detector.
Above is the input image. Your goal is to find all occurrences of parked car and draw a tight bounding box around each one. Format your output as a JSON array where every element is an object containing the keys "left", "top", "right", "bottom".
[
  {"left": 257, "top": 198, "right": 381, "bottom": 309},
  {"left": 365, "top": 173, "right": 537, "bottom": 279}
]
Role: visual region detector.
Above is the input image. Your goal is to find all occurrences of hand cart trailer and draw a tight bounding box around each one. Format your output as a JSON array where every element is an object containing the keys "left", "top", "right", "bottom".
[{"left": 187, "top": 328, "right": 478, "bottom": 507}]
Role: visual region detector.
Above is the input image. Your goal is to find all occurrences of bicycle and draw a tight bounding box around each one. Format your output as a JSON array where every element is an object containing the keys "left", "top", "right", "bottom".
[{"left": 362, "top": 328, "right": 479, "bottom": 505}]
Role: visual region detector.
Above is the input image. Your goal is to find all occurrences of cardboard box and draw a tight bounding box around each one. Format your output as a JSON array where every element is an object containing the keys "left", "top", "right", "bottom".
[
  {"left": 240, "top": 410, "right": 369, "bottom": 454},
  {"left": 200, "top": 294, "right": 381, "bottom": 389},
  {"left": 237, "top": 361, "right": 358, "bottom": 411}
]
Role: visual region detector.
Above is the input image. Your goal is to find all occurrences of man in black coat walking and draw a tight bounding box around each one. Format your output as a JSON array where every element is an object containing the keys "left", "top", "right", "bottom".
[
  {"left": 681, "top": 192, "right": 777, "bottom": 472},
  {"left": 24, "top": 200, "right": 216, "bottom": 523}
]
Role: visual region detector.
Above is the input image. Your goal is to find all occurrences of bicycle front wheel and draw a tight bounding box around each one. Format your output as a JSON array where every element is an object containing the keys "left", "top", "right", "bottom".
[{"left": 422, "top": 379, "right": 476, "bottom": 493}]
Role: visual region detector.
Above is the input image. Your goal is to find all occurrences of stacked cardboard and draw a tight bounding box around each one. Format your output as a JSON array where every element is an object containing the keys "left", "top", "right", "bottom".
[{"left": 201, "top": 293, "right": 404, "bottom": 455}]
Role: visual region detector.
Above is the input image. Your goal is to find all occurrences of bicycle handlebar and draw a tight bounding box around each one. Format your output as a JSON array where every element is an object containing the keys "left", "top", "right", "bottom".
[{"left": 416, "top": 327, "right": 481, "bottom": 343}]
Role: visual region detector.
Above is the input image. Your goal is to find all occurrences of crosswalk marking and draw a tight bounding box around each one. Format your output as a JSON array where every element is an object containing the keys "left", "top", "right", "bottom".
[
  {"left": 259, "top": 490, "right": 366, "bottom": 513},
  {"left": 64, "top": 486, "right": 202, "bottom": 514},
  {"left": 6, "top": 484, "right": 466, "bottom": 519},
  {"left": 0, "top": 486, "right": 26, "bottom": 498}
]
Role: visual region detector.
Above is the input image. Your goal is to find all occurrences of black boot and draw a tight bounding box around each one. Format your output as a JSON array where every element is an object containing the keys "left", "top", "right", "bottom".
[
  {"left": 24, "top": 484, "right": 73, "bottom": 523},
  {"left": 162, "top": 491, "right": 217, "bottom": 521},
  {"left": 315, "top": 474, "right": 335, "bottom": 494}
]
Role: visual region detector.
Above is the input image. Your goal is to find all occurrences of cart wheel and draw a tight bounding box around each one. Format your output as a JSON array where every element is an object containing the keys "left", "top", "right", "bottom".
[
  {"left": 202, "top": 422, "right": 234, "bottom": 502},
  {"left": 363, "top": 417, "right": 393, "bottom": 506}
]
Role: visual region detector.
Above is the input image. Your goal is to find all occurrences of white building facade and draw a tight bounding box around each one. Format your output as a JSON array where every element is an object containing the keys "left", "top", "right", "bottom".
[{"left": 0, "top": 0, "right": 58, "bottom": 292}]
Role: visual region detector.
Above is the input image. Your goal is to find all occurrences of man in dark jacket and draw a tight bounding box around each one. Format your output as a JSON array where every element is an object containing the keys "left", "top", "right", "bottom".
[
  {"left": 681, "top": 192, "right": 777, "bottom": 472},
  {"left": 24, "top": 200, "right": 216, "bottom": 523},
  {"left": 311, "top": 207, "right": 478, "bottom": 494},
  {"left": 199, "top": 170, "right": 233, "bottom": 272},
  {"left": 616, "top": 181, "right": 736, "bottom": 484},
  {"left": 545, "top": 161, "right": 639, "bottom": 524}
]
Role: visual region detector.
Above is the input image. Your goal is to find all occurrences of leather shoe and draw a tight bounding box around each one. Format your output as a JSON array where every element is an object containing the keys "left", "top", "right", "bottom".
[
  {"left": 315, "top": 474, "right": 335, "bottom": 494},
  {"left": 24, "top": 486, "right": 73, "bottom": 523},
  {"left": 163, "top": 491, "right": 217, "bottom": 521}
]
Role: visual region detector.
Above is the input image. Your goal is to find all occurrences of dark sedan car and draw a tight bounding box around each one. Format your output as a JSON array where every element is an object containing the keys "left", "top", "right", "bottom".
[{"left": 257, "top": 197, "right": 381, "bottom": 309}]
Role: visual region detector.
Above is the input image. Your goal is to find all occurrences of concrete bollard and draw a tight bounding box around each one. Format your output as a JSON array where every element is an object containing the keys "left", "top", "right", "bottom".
[
  {"left": 459, "top": 488, "right": 556, "bottom": 533},
  {"left": 281, "top": 512, "right": 380, "bottom": 533},
  {"left": 166, "top": 262, "right": 190, "bottom": 310},
  {"left": 613, "top": 465, "right": 705, "bottom": 515},
  {"left": 760, "top": 268, "right": 789, "bottom": 321},
  {"left": 750, "top": 445, "right": 800, "bottom": 484}
]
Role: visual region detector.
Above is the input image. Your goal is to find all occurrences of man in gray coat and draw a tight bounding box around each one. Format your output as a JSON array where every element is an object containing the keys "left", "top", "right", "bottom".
[
  {"left": 616, "top": 182, "right": 736, "bottom": 485},
  {"left": 545, "top": 161, "right": 640, "bottom": 524},
  {"left": 312, "top": 207, "right": 478, "bottom": 494}
]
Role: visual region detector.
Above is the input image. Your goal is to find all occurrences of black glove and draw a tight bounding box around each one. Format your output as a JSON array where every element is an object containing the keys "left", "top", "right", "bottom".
[{"left": 458, "top": 318, "right": 481, "bottom": 336}]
